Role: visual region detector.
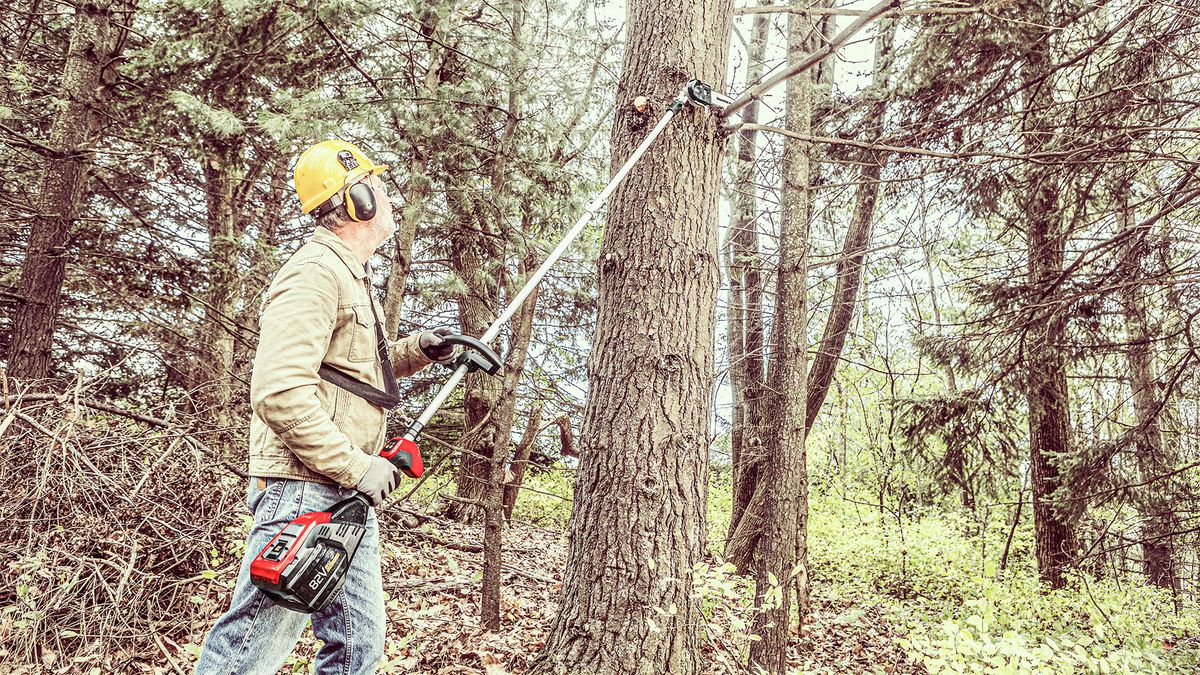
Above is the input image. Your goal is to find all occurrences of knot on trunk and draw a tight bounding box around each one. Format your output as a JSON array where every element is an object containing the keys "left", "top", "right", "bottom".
[{"left": 638, "top": 475, "right": 659, "bottom": 496}]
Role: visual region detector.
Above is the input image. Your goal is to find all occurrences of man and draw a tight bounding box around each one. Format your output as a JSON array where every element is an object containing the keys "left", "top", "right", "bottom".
[{"left": 195, "top": 140, "right": 451, "bottom": 674}]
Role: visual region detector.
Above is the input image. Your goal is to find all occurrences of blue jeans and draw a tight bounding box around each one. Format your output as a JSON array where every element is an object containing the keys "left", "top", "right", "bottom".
[{"left": 195, "top": 478, "right": 384, "bottom": 675}]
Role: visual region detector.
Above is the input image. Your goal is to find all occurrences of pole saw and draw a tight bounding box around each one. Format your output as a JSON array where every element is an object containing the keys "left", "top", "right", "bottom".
[{"left": 249, "top": 79, "right": 733, "bottom": 613}]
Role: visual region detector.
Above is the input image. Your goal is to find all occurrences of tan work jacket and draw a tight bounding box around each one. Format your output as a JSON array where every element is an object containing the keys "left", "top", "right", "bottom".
[{"left": 248, "top": 226, "right": 431, "bottom": 488}]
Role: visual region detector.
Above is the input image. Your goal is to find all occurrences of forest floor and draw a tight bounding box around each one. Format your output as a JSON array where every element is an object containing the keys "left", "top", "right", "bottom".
[
  {"left": 5, "top": 402, "right": 1191, "bottom": 674},
  {"left": 176, "top": 514, "right": 924, "bottom": 675}
]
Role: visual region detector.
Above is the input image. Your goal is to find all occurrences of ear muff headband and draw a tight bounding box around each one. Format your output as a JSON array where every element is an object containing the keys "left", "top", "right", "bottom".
[{"left": 344, "top": 181, "right": 377, "bottom": 222}]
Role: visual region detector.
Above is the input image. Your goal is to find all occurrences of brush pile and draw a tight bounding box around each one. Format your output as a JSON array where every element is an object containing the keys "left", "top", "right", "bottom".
[{"left": 0, "top": 383, "right": 246, "bottom": 672}]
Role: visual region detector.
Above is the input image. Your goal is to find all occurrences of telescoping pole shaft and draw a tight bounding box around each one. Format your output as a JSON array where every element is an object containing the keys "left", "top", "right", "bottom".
[{"left": 405, "top": 83, "right": 696, "bottom": 438}]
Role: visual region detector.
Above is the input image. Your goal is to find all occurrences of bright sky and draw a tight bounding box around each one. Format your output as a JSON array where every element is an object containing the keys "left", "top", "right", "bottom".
[{"left": 595, "top": 0, "right": 884, "bottom": 99}]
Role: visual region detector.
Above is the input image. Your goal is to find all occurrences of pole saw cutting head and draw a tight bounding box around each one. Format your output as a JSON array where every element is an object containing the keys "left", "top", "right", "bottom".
[{"left": 684, "top": 79, "right": 733, "bottom": 108}]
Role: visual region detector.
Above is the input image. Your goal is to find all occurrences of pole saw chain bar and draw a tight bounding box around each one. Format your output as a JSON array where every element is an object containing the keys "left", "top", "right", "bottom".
[
  {"left": 685, "top": 79, "right": 733, "bottom": 108},
  {"left": 668, "top": 78, "right": 733, "bottom": 112}
]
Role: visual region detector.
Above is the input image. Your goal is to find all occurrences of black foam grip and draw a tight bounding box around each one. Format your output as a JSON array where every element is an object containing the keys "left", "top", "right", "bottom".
[{"left": 440, "top": 335, "right": 503, "bottom": 372}]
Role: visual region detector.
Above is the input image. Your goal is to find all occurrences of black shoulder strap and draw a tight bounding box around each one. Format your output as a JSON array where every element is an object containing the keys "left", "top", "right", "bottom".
[
  {"left": 318, "top": 362, "right": 401, "bottom": 409},
  {"left": 317, "top": 296, "right": 405, "bottom": 411}
]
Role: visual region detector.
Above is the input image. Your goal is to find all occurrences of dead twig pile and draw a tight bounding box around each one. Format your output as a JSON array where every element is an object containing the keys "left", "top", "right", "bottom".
[{"left": 0, "top": 380, "right": 245, "bottom": 671}]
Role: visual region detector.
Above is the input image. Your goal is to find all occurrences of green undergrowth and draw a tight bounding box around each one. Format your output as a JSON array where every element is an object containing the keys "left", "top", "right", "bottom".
[
  {"left": 806, "top": 495, "right": 1199, "bottom": 674},
  {"left": 707, "top": 479, "right": 1197, "bottom": 672},
  {"left": 507, "top": 469, "right": 574, "bottom": 527},
  {"left": 409, "top": 465, "right": 1197, "bottom": 673}
]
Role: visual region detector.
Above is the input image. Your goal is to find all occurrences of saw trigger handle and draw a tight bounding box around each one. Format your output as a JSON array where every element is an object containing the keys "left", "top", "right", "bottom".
[
  {"left": 441, "top": 334, "right": 503, "bottom": 375},
  {"left": 380, "top": 437, "right": 424, "bottom": 478}
]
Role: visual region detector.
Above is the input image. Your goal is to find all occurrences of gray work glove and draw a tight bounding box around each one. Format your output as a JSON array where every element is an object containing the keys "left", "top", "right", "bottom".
[
  {"left": 355, "top": 455, "right": 403, "bottom": 507},
  {"left": 419, "top": 327, "right": 456, "bottom": 364}
]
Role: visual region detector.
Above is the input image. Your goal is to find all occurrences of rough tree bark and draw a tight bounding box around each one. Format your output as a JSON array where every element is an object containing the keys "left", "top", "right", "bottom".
[
  {"left": 7, "top": 0, "right": 134, "bottom": 381},
  {"left": 746, "top": 9, "right": 812, "bottom": 668},
  {"left": 527, "top": 0, "right": 730, "bottom": 670},
  {"left": 1022, "top": 23, "right": 1078, "bottom": 589}
]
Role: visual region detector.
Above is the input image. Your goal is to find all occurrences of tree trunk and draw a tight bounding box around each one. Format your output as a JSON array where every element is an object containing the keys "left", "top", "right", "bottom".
[
  {"left": 239, "top": 150, "right": 289, "bottom": 347},
  {"left": 479, "top": 263, "right": 539, "bottom": 628},
  {"left": 480, "top": 420, "right": 507, "bottom": 631},
  {"left": 194, "top": 138, "right": 251, "bottom": 453},
  {"left": 503, "top": 404, "right": 544, "bottom": 520},
  {"left": 528, "top": 0, "right": 730, "bottom": 670},
  {"left": 382, "top": 160, "right": 428, "bottom": 340},
  {"left": 747, "top": 11, "right": 811, "bottom": 668},
  {"left": 7, "top": 0, "right": 133, "bottom": 381},
  {"left": 382, "top": 0, "right": 459, "bottom": 339},
  {"left": 726, "top": 2, "right": 857, "bottom": 580},
  {"left": 725, "top": 0, "right": 771, "bottom": 547},
  {"left": 1022, "top": 29, "right": 1077, "bottom": 590},
  {"left": 1116, "top": 194, "right": 1179, "bottom": 593},
  {"left": 803, "top": 12, "right": 896, "bottom": 435},
  {"left": 803, "top": 150, "right": 882, "bottom": 434},
  {"left": 445, "top": 193, "right": 505, "bottom": 522},
  {"left": 447, "top": 0, "right": 528, "bottom": 523}
]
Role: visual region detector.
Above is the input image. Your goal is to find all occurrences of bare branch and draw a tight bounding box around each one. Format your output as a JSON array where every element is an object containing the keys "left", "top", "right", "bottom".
[
  {"left": 733, "top": 3, "right": 981, "bottom": 17},
  {"left": 719, "top": 0, "right": 899, "bottom": 119},
  {"left": 737, "top": 123, "right": 1031, "bottom": 161}
]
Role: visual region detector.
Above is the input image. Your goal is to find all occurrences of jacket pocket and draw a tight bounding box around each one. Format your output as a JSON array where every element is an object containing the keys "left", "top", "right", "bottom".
[
  {"left": 347, "top": 304, "right": 376, "bottom": 363},
  {"left": 345, "top": 393, "right": 386, "bottom": 455},
  {"left": 331, "top": 384, "right": 348, "bottom": 426}
]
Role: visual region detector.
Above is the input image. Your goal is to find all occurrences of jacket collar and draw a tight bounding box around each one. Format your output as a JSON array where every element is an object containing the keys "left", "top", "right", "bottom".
[{"left": 312, "top": 226, "right": 367, "bottom": 280}]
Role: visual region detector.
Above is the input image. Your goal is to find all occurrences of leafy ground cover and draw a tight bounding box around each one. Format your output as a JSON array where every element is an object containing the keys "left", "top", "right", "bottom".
[
  {"left": 179, "top": 511, "right": 921, "bottom": 674},
  {"left": 3, "top": 397, "right": 1191, "bottom": 674},
  {"left": 807, "top": 496, "right": 1200, "bottom": 674},
  {"left": 174, "top": 468, "right": 1199, "bottom": 674}
]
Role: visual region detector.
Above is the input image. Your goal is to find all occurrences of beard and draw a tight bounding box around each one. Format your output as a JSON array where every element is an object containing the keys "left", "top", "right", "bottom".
[{"left": 369, "top": 213, "right": 397, "bottom": 248}]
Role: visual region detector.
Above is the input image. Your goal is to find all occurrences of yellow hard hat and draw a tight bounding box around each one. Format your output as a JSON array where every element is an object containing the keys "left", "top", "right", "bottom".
[{"left": 294, "top": 140, "right": 389, "bottom": 215}]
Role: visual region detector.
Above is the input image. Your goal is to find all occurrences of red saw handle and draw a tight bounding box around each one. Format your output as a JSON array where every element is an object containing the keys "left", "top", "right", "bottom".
[{"left": 380, "top": 437, "right": 423, "bottom": 478}]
